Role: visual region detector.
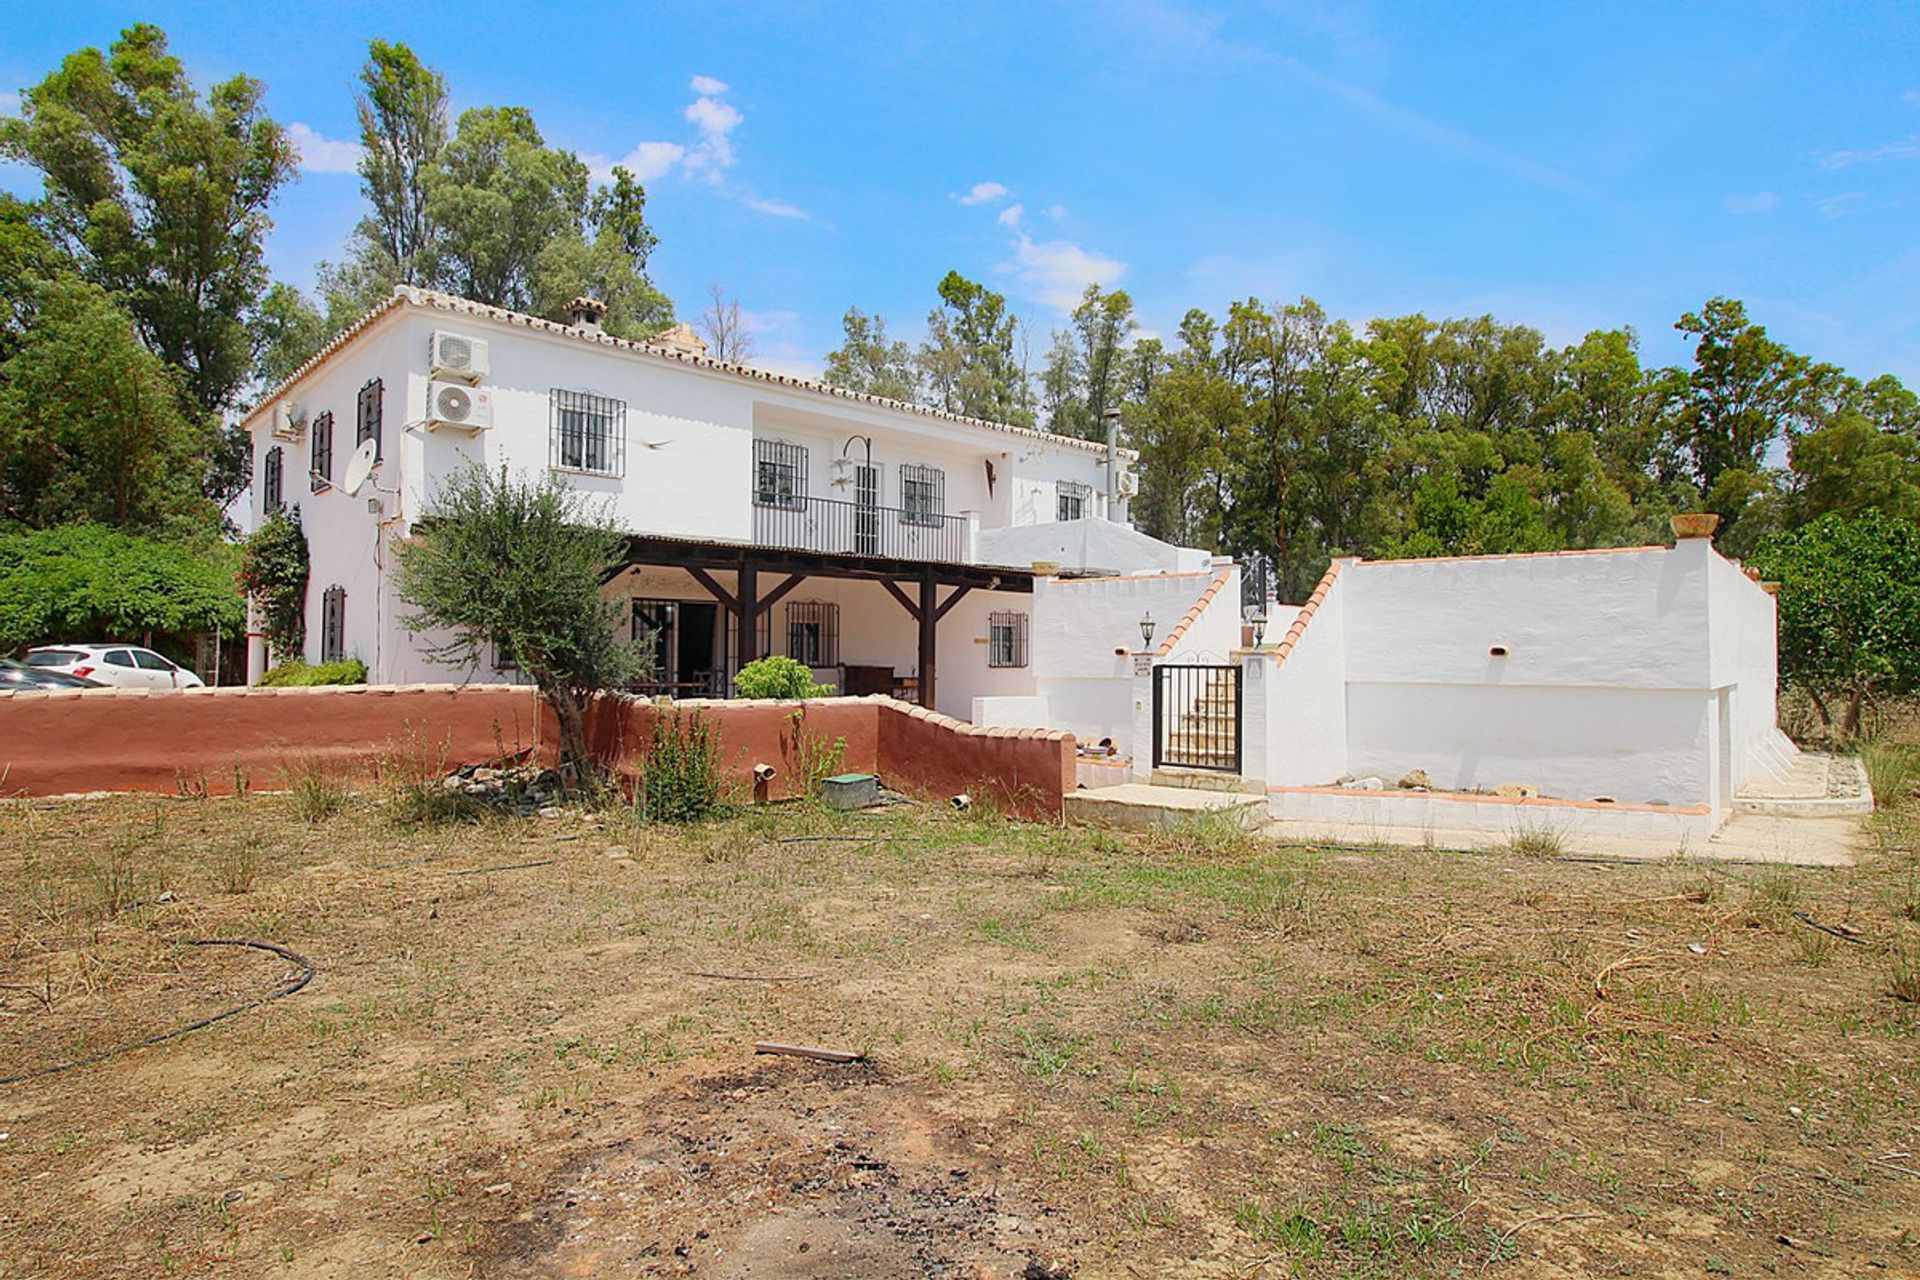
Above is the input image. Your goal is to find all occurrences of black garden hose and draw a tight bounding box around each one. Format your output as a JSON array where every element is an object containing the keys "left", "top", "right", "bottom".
[{"left": 0, "top": 938, "right": 314, "bottom": 1085}]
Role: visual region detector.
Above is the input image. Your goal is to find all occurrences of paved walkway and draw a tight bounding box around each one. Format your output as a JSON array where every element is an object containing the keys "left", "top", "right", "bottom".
[{"left": 1259, "top": 809, "right": 1864, "bottom": 868}]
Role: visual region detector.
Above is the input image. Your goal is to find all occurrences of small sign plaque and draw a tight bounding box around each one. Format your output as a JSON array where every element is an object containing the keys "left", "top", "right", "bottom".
[{"left": 1132, "top": 654, "right": 1153, "bottom": 677}]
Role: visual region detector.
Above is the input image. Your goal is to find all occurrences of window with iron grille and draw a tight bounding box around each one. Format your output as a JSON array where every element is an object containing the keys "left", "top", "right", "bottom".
[
  {"left": 262, "top": 446, "right": 284, "bottom": 512},
  {"left": 356, "top": 378, "right": 383, "bottom": 462},
  {"left": 1057, "top": 480, "right": 1092, "bottom": 521},
  {"left": 988, "top": 611, "right": 1029, "bottom": 668},
  {"left": 550, "top": 388, "right": 626, "bottom": 477},
  {"left": 753, "top": 438, "right": 807, "bottom": 508},
  {"left": 320, "top": 585, "right": 346, "bottom": 663},
  {"left": 785, "top": 601, "right": 840, "bottom": 666},
  {"left": 899, "top": 464, "right": 945, "bottom": 526},
  {"left": 310, "top": 411, "right": 333, "bottom": 492}
]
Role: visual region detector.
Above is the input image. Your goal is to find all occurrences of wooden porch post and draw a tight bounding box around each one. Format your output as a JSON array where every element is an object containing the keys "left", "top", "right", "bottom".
[
  {"left": 738, "top": 559, "right": 760, "bottom": 667},
  {"left": 917, "top": 569, "right": 938, "bottom": 712}
]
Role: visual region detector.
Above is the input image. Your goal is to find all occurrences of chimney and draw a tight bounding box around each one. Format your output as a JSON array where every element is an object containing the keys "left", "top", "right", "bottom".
[{"left": 566, "top": 294, "right": 609, "bottom": 334}]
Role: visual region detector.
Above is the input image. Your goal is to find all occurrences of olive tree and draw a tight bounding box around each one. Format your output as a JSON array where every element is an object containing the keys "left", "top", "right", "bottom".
[
  {"left": 1750, "top": 511, "right": 1920, "bottom": 738},
  {"left": 393, "top": 464, "right": 645, "bottom": 778}
]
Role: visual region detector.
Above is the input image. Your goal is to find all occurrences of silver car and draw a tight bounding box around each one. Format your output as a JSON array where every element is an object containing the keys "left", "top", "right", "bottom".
[{"left": 23, "top": 644, "right": 206, "bottom": 689}]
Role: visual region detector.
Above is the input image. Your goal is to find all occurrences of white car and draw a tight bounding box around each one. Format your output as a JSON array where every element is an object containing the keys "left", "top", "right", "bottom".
[{"left": 23, "top": 644, "right": 206, "bottom": 690}]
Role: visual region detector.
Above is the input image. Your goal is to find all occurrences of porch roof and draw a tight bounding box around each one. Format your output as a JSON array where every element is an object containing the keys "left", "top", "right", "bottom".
[{"left": 614, "top": 532, "right": 1039, "bottom": 593}]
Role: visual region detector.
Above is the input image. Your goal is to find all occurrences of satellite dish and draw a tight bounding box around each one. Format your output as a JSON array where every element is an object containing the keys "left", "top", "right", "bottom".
[{"left": 341, "top": 438, "right": 378, "bottom": 497}]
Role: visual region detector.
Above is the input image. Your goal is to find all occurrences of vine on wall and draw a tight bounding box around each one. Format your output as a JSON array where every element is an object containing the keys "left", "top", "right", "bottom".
[{"left": 238, "top": 508, "right": 310, "bottom": 664}]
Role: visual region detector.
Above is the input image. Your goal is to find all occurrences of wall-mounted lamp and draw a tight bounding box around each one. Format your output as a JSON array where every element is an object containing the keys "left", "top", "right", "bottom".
[
  {"left": 1249, "top": 610, "right": 1268, "bottom": 648},
  {"left": 1139, "top": 611, "right": 1156, "bottom": 648}
]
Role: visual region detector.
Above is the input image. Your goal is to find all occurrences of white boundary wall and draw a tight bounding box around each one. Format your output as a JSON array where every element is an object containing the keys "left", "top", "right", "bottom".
[{"left": 1245, "top": 537, "right": 1792, "bottom": 829}]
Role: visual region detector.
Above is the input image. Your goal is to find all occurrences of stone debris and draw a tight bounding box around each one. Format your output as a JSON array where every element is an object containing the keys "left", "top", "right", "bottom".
[
  {"left": 1397, "top": 769, "right": 1433, "bottom": 791},
  {"left": 440, "top": 763, "right": 564, "bottom": 817},
  {"left": 1340, "top": 776, "right": 1385, "bottom": 791},
  {"left": 1494, "top": 782, "right": 1541, "bottom": 799}
]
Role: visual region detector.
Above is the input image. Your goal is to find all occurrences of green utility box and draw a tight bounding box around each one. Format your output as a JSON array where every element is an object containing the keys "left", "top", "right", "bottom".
[{"left": 820, "top": 773, "right": 879, "bottom": 811}]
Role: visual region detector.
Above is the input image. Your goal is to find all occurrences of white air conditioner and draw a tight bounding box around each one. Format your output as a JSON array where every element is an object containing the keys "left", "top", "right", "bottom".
[
  {"left": 428, "top": 330, "right": 489, "bottom": 383},
  {"left": 426, "top": 380, "right": 494, "bottom": 432},
  {"left": 270, "top": 399, "right": 305, "bottom": 441},
  {"left": 1115, "top": 468, "right": 1140, "bottom": 497}
]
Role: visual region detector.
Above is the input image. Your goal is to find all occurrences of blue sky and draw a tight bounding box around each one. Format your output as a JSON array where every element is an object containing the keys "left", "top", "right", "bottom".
[{"left": 5, "top": 2, "right": 1919, "bottom": 385}]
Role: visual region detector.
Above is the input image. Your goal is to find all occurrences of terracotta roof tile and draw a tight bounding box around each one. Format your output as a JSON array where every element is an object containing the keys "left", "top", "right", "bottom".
[
  {"left": 1264, "top": 560, "right": 1344, "bottom": 670},
  {"left": 241, "top": 287, "right": 1136, "bottom": 461},
  {"left": 1155, "top": 568, "right": 1234, "bottom": 657}
]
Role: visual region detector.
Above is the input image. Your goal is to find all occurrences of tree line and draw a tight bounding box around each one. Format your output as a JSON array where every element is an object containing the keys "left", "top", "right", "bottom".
[{"left": 822, "top": 281, "right": 1920, "bottom": 600}]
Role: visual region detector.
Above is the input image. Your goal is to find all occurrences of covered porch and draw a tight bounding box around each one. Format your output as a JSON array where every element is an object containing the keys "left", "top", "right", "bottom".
[{"left": 609, "top": 535, "right": 1037, "bottom": 719}]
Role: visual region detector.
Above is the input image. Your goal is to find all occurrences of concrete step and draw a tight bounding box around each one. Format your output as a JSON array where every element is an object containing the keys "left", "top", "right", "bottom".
[
  {"left": 1066, "top": 784, "right": 1265, "bottom": 833},
  {"left": 1151, "top": 768, "right": 1259, "bottom": 794}
]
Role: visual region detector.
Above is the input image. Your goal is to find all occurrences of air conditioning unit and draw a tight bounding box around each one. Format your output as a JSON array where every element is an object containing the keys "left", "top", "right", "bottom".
[
  {"left": 270, "top": 399, "right": 305, "bottom": 441},
  {"left": 426, "top": 380, "right": 494, "bottom": 432},
  {"left": 428, "top": 330, "right": 489, "bottom": 382},
  {"left": 1115, "top": 468, "right": 1140, "bottom": 497}
]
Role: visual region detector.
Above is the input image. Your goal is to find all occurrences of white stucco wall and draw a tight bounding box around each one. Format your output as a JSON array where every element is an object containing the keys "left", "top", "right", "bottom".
[
  {"left": 1335, "top": 548, "right": 1717, "bottom": 806},
  {"left": 1703, "top": 546, "right": 1792, "bottom": 791},
  {"left": 1244, "top": 568, "right": 1349, "bottom": 787},
  {"left": 1014, "top": 566, "right": 1239, "bottom": 757}
]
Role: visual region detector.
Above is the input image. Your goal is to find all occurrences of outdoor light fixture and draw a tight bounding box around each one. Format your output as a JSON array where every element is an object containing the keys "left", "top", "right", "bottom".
[
  {"left": 1139, "top": 611, "right": 1156, "bottom": 647},
  {"left": 1250, "top": 610, "right": 1268, "bottom": 647}
]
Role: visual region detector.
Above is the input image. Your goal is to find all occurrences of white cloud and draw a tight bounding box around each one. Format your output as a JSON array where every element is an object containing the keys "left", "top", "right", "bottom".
[
  {"left": 1820, "top": 134, "right": 1920, "bottom": 169},
  {"left": 0, "top": 89, "right": 19, "bottom": 118},
  {"left": 287, "top": 121, "right": 363, "bottom": 174},
  {"left": 1817, "top": 191, "right": 1865, "bottom": 219},
  {"left": 1009, "top": 234, "right": 1127, "bottom": 310},
  {"left": 1724, "top": 191, "right": 1779, "bottom": 215},
  {"left": 689, "top": 74, "right": 730, "bottom": 96},
  {"left": 743, "top": 195, "right": 809, "bottom": 220},
  {"left": 684, "top": 95, "right": 745, "bottom": 180},
  {"left": 958, "top": 180, "right": 1009, "bottom": 205},
  {"left": 621, "top": 140, "right": 688, "bottom": 181},
  {"left": 1045, "top": 203, "right": 1068, "bottom": 221},
  {"left": 997, "top": 202, "right": 1025, "bottom": 227}
]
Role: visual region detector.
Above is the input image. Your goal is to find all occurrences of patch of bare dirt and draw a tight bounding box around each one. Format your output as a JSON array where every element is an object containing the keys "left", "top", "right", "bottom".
[{"left": 493, "top": 1058, "right": 1065, "bottom": 1279}]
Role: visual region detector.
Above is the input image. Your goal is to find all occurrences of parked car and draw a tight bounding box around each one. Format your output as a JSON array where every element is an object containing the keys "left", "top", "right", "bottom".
[
  {"left": 23, "top": 644, "right": 205, "bottom": 689},
  {"left": 0, "top": 658, "right": 103, "bottom": 690}
]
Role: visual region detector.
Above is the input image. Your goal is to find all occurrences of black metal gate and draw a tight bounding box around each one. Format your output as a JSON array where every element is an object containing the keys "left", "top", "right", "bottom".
[{"left": 1152, "top": 663, "right": 1242, "bottom": 773}]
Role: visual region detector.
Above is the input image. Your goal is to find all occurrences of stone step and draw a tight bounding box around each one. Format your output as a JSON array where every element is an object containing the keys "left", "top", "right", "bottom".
[
  {"left": 1065, "top": 784, "right": 1265, "bottom": 833},
  {"left": 1150, "top": 768, "right": 1259, "bottom": 794}
]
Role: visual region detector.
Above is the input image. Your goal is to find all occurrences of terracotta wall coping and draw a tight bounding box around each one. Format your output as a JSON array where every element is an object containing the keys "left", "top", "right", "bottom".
[
  {"left": 1255, "top": 560, "right": 1344, "bottom": 673},
  {"left": 1155, "top": 567, "right": 1234, "bottom": 657},
  {"left": 0, "top": 680, "right": 497, "bottom": 701}
]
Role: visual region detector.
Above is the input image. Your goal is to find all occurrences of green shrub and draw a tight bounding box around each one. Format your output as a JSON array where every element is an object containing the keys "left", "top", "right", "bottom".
[
  {"left": 733, "top": 655, "right": 833, "bottom": 700},
  {"left": 257, "top": 657, "right": 368, "bottom": 687},
  {"left": 637, "top": 710, "right": 721, "bottom": 823}
]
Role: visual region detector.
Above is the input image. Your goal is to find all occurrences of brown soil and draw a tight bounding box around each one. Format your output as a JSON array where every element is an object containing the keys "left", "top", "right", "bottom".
[{"left": 1, "top": 783, "right": 1916, "bottom": 1279}]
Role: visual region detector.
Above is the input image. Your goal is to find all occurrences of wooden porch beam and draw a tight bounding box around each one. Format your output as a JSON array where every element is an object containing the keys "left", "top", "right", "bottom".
[
  {"left": 757, "top": 573, "right": 808, "bottom": 615},
  {"left": 686, "top": 565, "right": 740, "bottom": 615},
  {"left": 880, "top": 578, "right": 921, "bottom": 622},
  {"left": 934, "top": 585, "right": 973, "bottom": 622}
]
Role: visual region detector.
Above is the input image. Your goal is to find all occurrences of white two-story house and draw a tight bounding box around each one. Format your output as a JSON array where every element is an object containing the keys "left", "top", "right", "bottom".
[{"left": 237, "top": 287, "right": 1189, "bottom": 721}]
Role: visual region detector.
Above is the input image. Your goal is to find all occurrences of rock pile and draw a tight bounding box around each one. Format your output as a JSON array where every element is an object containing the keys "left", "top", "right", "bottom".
[{"left": 442, "top": 763, "right": 565, "bottom": 817}]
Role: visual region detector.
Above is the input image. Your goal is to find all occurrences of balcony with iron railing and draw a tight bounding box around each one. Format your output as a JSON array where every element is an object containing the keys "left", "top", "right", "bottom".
[{"left": 751, "top": 494, "right": 975, "bottom": 563}]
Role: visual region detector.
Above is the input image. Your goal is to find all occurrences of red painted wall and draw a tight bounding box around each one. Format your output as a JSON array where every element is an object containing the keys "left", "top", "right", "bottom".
[{"left": 0, "top": 686, "right": 1072, "bottom": 818}]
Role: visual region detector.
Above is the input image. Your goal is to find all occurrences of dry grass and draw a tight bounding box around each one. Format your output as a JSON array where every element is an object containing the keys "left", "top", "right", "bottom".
[{"left": 0, "top": 782, "right": 1916, "bottom": 1278}]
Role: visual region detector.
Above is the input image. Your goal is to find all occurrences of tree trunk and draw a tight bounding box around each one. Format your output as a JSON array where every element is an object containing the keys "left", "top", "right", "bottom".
[
  {"left": 544, "top": 682, "right": 591, "bottom": 783},
  {"left": 1841, "top": 688, "right": 1865, "bottom": 741}
]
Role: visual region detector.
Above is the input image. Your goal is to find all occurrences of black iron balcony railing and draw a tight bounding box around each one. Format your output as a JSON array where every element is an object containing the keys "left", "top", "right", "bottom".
[{"left": 753, "top": 495, "right": 969, "bottom": 562}]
